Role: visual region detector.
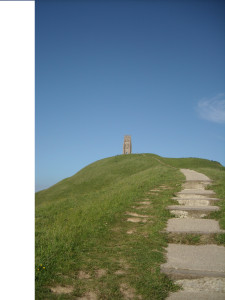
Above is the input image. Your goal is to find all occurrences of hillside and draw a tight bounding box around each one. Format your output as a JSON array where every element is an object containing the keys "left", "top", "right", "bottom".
[{"left": 35, "top": 154, "right": 225, "bottom": 299}]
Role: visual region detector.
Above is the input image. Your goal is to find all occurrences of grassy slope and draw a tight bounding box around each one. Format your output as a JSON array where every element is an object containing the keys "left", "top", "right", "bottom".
[{"left": 35, "top": 154, "right": 225, "bottom": 299}]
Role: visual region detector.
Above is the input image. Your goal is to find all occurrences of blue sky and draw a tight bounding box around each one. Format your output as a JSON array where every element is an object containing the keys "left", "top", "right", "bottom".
[{"left": 36, "top": 0, "right": 225, "bottom": 191}]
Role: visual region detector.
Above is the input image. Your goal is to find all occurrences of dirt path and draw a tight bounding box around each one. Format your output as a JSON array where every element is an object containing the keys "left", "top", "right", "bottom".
[{"left": 161, "top": 169, "right": 225, "bottom": 299}]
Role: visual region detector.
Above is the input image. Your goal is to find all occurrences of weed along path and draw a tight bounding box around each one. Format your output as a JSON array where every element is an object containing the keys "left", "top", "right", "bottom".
[{"left": 161, "top": 169, "right": 225, "bottom": 299}]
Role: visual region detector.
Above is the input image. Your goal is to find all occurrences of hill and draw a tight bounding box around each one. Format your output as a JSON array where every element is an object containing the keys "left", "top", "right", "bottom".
[{"left": 35, "top": 154, "right": 225, "bottom": 299}]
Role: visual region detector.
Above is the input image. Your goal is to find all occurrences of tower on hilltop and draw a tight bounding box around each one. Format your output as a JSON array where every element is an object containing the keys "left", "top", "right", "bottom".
[{"left": 123, "top": 135, "right": 132, "bottom": 154}]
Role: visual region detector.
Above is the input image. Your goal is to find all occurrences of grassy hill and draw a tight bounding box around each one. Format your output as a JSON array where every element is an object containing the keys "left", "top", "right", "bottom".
[{"left": 35, "top": 154, "right": 225, "bottom": 299}]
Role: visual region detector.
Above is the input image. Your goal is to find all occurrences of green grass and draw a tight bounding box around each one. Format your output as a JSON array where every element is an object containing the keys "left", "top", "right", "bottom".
[{"left": 35, "top": 154, "right": 225, "bottom": 299}]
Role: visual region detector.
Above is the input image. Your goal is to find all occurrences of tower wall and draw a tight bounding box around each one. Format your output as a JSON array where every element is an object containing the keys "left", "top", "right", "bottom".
[{"left": 123, "top": 135, "right": 132, "bottom": 154}]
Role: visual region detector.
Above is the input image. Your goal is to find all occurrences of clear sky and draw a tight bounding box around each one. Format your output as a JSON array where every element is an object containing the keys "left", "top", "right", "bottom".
[{"left": 36, "top": 0, "right": 225, "bottom": 192}]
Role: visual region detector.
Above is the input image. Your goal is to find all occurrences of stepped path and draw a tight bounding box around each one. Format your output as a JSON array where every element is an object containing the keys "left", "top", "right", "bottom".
[{"left": 161, "top": 169, "right": 225, "bottom": 300}]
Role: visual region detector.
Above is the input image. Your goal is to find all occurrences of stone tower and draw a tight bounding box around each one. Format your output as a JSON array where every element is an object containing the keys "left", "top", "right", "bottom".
[{"left": 123, "top": 135, "right": 132, "bottom": 154}]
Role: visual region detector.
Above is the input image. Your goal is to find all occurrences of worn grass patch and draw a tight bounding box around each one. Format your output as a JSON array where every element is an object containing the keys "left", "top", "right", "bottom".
[{"left": 167, "top": 233, "right": 225, "bottom": 245}]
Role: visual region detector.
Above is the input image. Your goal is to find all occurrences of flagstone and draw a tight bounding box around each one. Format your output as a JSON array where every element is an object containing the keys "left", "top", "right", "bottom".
[
  {"left": 161, "top": 244, "right": 225, "bottom": 278},
  {"left": 166, "top": 218, "right": 224, "bottom": 234}
]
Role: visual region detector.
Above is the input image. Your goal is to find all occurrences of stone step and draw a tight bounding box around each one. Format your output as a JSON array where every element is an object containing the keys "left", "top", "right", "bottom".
[
  {"left": 183, "top": 180, "right": 212, "bottom": 183},
  {"left": 167, "top": 291, "right": 225, "bottom": 300},
  {"left": 177, "top": 189, "right": 216, "bottom": 195},
  {"left": 161, "top": 244, "right": 225, "bottom": 280},
  {"left": 183, "top": 180, "right": 213, "bottom": 182},
  {"left": 183, "top": 182, "right": 211, "bottom": 190},
  {"left": 166, "top": 218, "right": 225, "bottom": 234},
  {"left": 167, "top": 205, "right": 219, "bottom": 211},
  {"left": 173, "top": 198, "right": 220, "bottom": 207},
  {"left": 167, "top": 205, "right": 219, "bottom": 218},
  {"left": 174, "top": 194, "right": 219, "bottom": 201},
  {"left": 172, "top": 197, "right": 220, "bottom": 201},
  {"left": 179, "top": 189, "right": 215, "bottom": 195}
]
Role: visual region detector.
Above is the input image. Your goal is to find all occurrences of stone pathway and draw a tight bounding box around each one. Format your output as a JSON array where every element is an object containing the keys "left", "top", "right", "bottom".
[{"left": 161, "top": 169, "right": 225, "bottom": 299}]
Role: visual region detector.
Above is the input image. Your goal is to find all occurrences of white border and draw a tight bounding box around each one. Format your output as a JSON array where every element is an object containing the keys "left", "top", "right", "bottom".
[{"left": 0, "top": 1, "right": 35, "bottom": 299}]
